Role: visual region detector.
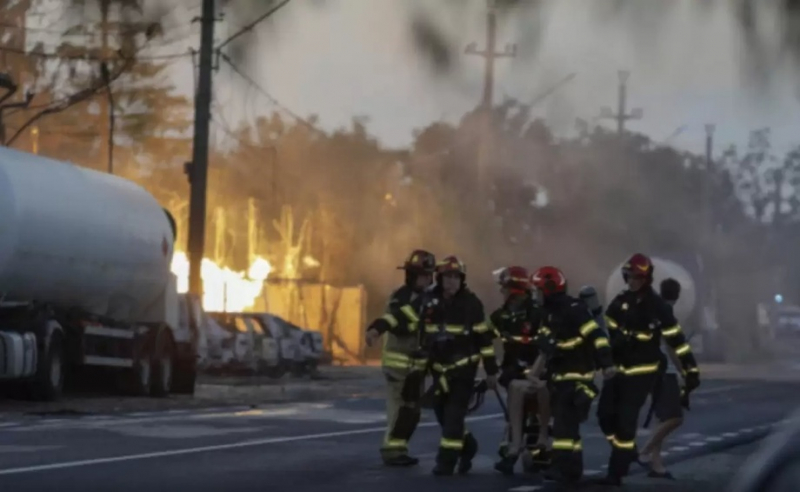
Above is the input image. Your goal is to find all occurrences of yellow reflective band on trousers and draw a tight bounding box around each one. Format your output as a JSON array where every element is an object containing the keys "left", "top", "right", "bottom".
[
  {"left": 480, "top": 346, "right": 495, "bottom": 357},
  {"left": 610, "top": 436, "right": 635, "bottom": 450},
  {"left": 617, "top": 362, "right": 660, "bottom": 376},
  {"left": 552, "top": 439, "right": 582, "bottom": 452},
  {"left": 440, "top": 438, "right": 464, "bottom": 450},
  {"left": 634, "top": 332, "right": 653, "bottom": 341},
  {"left": 594, "top": 337, "right": 610, "bottom": 349},
  {"left": 579, "top": 320, "right": 599, "bottom": 337},
  {"left": 662, "top": 325, "right": 683, "bottom": 338},
  {"left": 382, "top": 313, "right": 399, "bottom": 328},
  {"left": 382, "top": 350, "right": 427, "bottom": 371},
  {"left": 473, "top": 322, "right": 489, "bottom": 334},
  {"left": 381, "top": 438, "right": 408, "bottom": 450},
  {"left": 604, "top": 316, "right": 619, "bottom": 329},
  {"left": 556, "top": 337, "right": 583, "bottom": 349},
  {"left": 576, "top": 382, "right": 597, "bottom": 399},
  {"left": 675, "top": 343, "right": 692, "bottom": 356},
  {"left": 431, "top": 355, "right": 480, "bottom": 373},
  {"left": 552, "top": 371, "right": 595, "bottom": 382}
]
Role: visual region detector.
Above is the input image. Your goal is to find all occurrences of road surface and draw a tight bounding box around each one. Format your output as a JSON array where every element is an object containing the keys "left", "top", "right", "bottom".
[{"left": 0, "top": 378, "right": 796, "bottom": 492}]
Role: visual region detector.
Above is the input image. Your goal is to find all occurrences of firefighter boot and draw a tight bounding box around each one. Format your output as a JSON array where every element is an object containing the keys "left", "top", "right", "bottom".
[
  {"left": 383, "top": 455, "right": 419, "bottom": 467},
  {"left": 494, "top": 453, "right": 518, "bottom": 476},
  {"left": 458, "top": 432, "right": 478, "bottom": 475},
  {"left": 587, "top": 474, "right": 623, "bottom": 487},
  {"left": 432, "top": 461, "right": 456, "bottom": 476}
]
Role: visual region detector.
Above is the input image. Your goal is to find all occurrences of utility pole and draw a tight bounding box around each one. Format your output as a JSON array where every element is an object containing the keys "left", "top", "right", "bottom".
[
  {"left": 99, "top": 1, "right": 111, "bottom": 172},
  {"left": 186, "top": 0, "right": 216, "bottom": 303},
  {"left": 465, "top": 0, "right": 516, "bottom": 194},
  {"left": 703, "top": 124, "right": 715, "bottom": 240},
  {"left": 599, "top": 70, "right": 643, "bottom": 135}
]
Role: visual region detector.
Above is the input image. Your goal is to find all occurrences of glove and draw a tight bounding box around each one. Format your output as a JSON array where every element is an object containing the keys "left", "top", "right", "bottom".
[{"left": 684, "top": 371, "right": 700, "bottom": 393}]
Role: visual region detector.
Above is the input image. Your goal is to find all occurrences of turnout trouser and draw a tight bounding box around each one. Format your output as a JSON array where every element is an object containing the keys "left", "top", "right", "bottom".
[
  {"left": 432, "top": 366, "right": 478, "bottom": 469},
  {"left": 549, "top": 380, "right": 597, "bottom": 482},
  {"left": 380, "top": 371, "right": 425, "bottom": 460},
  {"left": 597, "top": 372, "right": 658, "bottom": 477}
]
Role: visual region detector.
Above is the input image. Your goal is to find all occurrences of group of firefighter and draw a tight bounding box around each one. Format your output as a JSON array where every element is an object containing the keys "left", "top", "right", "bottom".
[{"left": 365, "top": 249, "right": 701, "bottom": 488}]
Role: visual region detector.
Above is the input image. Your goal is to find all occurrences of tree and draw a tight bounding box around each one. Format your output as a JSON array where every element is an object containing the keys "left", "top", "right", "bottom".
[{"left": 7, "top": 0, "right": 191, "bottom": 175}]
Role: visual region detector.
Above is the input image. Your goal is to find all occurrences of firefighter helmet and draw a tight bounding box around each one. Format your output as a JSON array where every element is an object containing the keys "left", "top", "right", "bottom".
[
  {"left": 398, "top": 249, "right": 436, "bottom": 273},
  {"left": 436, "top": 255, "right": 466, "bottom": 276},
  {"left": 622, "top": 253, "right": 654, "bottom": 283},
  {"left": 530, "top": 266, "right": 567, "bottom": 296},
  {"left": 498, "top": 266, "right": 531, "bottom": 291}
]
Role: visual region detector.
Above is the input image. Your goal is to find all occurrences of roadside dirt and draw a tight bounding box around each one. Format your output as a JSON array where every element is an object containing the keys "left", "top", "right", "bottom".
[{"left": 0, "top": 366, "right": 385, "bottom": 417}]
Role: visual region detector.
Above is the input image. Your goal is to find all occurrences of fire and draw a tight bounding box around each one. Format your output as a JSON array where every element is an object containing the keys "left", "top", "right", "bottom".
[{"left": 170, "top": 251, "right": 272, "bottom": 312}]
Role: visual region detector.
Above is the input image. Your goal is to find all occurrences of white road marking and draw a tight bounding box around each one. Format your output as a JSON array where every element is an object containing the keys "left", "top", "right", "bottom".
[
  {"left": 0, "top": 412, "right": 504, "bottom": 476},
  {"left": 723, "top": 432, "right": 739, "bottom": 438},
  {"left": 670, "top": 446, "right": 688, "bottom": 452},
  {"left": 689, "top": 442, "right": 706, "bottom": 447},
  {"left": 705, "top": 436, "right": 724, "bottom": 442}
]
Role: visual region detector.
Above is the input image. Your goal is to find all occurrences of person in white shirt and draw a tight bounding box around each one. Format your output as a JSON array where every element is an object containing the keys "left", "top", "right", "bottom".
[{"left": 638, "top": 278, "right": 686, "bottom": 479}]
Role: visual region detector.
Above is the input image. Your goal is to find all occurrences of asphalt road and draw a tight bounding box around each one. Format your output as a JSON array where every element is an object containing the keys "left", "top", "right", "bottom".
[{"left": 0, "top": 378, "right": 796, "bottom": 492}]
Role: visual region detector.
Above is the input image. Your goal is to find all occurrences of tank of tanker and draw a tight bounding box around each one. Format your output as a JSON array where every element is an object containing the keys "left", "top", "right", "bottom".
[
  {"left": 605, "top": 256, "right": 697, "bottom": 322},
  {"left": 0, "top": 147, "right": 175, "bottom": 323}
]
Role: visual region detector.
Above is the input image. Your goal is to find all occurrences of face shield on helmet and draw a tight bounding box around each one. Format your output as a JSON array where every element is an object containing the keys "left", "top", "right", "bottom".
[
  {"left": 399, "top": 249, "right": 435, "bottom": 290},
  {"left": 498, "top": 266, "right": 531, "bottom": 298},
  {"left": 530, "top": 266, "right": 568, "bottom": 302},
  {"left": 622, "top": 253, "right": 654, "bottom": 292}
]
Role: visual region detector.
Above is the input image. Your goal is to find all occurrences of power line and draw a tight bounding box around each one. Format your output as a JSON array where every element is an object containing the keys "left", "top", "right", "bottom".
[
  {"left": 218, "top": 51, "right": 325, "bottom": 136},
  {"left": 216, "top": 0, "right": 292, "bottom": 51}
]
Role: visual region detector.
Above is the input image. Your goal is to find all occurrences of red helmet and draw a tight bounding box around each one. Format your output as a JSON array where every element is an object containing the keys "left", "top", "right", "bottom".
[
  {"left": 398, "top": 249, "right": 436, "bottom": 273},
  {"left": 498, "top": 266, "right": 530, "bottom": 292},
  {"left": 622, "top": 253, "right": 654, "bottom": 283},
  {"left": 530, "top": 266, "right": 567, "bottom": 296},
  {"left": 436, "top": 255, "right": 466, "bottom": 276}
]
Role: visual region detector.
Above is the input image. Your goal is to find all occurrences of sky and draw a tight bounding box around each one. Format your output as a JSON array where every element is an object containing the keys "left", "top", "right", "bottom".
[{"left": 24, "top": 0, "right": 800, "bottom": 158}]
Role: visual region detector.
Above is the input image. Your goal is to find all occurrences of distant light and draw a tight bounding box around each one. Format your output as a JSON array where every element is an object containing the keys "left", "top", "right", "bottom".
[{"left": 775, "top": 294, "right": 784, "bottom": 304}]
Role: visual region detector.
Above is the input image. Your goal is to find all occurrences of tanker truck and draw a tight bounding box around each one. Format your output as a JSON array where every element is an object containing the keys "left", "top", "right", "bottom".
[
  {"left": 605, "top": 253, "right": 721, "bottom": 359},
  {"left": 0, "top": 147, "right": 199, "bottom": 401}
]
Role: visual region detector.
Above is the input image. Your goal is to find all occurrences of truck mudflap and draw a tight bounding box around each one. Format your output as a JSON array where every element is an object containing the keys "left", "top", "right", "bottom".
[{"left": 0, "top": 331, "right": 37, "bottom": 379}]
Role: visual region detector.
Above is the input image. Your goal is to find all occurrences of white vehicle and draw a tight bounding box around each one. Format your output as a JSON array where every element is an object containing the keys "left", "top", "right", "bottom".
[
  {"left": 251, "top": 313, "right": 327, "bottom": 376},
  {"left": 0, "top": 147, "right": 198, "bottom": 400},
  {"left": 207, "top": 312, "right": 282, "bottom": 377}
]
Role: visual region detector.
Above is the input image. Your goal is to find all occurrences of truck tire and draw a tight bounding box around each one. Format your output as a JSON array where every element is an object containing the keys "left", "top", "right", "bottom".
[
  {"left": 29, "top": 330, "right": 64, "bottom": 402},
  {"left": 172, "top": 358, "right": 197, "bottom": 395},
  {"left": 151, "top": 329, "right": 174, "bottom": 398}
]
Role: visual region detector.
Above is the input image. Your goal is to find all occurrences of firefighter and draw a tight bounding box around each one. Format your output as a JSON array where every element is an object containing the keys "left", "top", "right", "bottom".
[
  {"left": 490, "top": 266, "right": 550, "bottom": 476},
  {"left": 365, "top": 249, "right": 436, "bottom": 467},
  {"left": 592, "top": 253, "right": 701, "bottom": 487},
  {"left": 528, "top": 266, "right": 617, "bottom": 486},
  {"left": 421, "top": 255, "right": 499, "bottom": 476}
]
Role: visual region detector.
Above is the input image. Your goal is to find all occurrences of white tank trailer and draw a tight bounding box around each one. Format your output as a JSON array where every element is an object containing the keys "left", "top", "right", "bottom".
[
  {"left": 0, "top": 147, "right": 199, "bottom": 401},
  {"left": 605, "top": 256, "right": 697, "bottom": 322}
]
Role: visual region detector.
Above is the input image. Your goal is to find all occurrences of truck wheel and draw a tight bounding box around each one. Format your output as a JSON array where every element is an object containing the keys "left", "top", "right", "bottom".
[
  {"left": 29, "top": 330, "right": 65, "bottom": 401},
  {"left": 172, "top": 358, "right": 197, "bottom": 395},
  {"left": 151, "top": 329, "right": 174, "bottom": 398}
]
